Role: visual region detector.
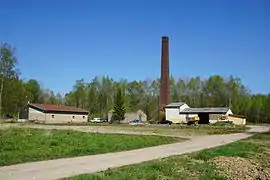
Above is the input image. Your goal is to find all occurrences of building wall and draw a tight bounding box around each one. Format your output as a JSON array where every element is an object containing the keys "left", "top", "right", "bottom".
[
  {"left": 209, "top": 114, "right": 223, "bottom": 124},
  {"left": 108, "top": 112, "right": 113, "bottom": 122},
  {"left": 179, "top": 104, "right": 190, "bottom": 112},
  {"left": 226, "top": 109, "right": 233, "bottom": 115},
  {"left": 108, "top": 112, "right": 137, "bottom": 123},
  {"left": 186, "top": 114, "right": 198, "bottom": 118},
  {"left": 209, "top": 109, "right": 233, "bottom": 124},
  {"left": 45, "top": 113, "right": 87, "bottom": 123},
  {"left": 28, "top": 107, "right": 88, "bottom": 123},
  {"left": 165, "top": 104, "right": 191, "bottom": 123},
  {"left": 209, "top": 114, "right": 222, "bottom": 120},
  {"left": 122, "top": 113, "right": 138, "bottom": 123},
  {"left": 137, "top": 110, "right": 147, "bottom": 122},
  {"left": 227, "top": 116, "right": 246, "bottom": 125},
  {"left": 28, "top": 107, "right": 46, "bottom": 122}
]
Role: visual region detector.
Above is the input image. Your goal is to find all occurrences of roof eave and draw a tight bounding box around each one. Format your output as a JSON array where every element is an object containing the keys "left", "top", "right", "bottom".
[
  {"left": 28, "top": 104, "right": 89, "bottom": 115},
  {"left": 44, "top": 110, "right": 89, "bottom": 115}
]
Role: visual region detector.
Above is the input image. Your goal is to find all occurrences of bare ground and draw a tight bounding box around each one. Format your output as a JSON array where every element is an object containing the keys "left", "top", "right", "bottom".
[{"left": 213, "top": 156, "right": 270, "bottom": 180}]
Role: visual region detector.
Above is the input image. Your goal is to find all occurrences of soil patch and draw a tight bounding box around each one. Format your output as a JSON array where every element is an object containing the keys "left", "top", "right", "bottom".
[{"left": 213, "top": 156, "right": 270, "bottom": 180}]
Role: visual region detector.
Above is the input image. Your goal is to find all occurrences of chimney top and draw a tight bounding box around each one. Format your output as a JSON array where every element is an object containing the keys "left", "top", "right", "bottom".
[{"left": 162, "top": 36, "right": 169, "bottom": 40}]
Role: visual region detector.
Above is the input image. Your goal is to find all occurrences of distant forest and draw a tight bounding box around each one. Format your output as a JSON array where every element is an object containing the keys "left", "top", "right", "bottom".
[{"left": 1, "top": 43, "right": 270, "bottom": 123}]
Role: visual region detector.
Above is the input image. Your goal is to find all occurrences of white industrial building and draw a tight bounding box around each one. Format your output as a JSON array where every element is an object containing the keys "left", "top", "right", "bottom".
[
  {"left": 165, "top": 102, "right": 196, "bottom": 124},
  {"left": 165, "top": 102, "right": 234, "bottom": 124}
]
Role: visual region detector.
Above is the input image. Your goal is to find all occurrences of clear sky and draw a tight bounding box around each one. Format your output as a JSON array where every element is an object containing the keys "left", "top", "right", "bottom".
[{"left": 0, "top": 0, "right": 269, "bottom": 95}]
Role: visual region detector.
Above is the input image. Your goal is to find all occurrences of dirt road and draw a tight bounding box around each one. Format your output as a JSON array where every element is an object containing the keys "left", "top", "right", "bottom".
[{"left": 0, "top": 125, "right": 268, "bottom": 180}]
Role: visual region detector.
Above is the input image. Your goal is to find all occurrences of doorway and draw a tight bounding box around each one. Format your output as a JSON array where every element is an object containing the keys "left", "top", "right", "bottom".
[{"left": 198, "top": 113, "right": 209, "bottom": 124}]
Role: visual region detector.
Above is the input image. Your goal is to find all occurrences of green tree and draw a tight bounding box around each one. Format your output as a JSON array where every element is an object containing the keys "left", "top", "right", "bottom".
[
  {"left": 112, "top": 87, "right": 126, "bottom": 123},
  {"left": 0, "top": 43, "right": 18, "bottom": 116},
  {"left": 25, "top": 79, "right": 42, "bottom": 103},
  {"left": 1, "top": 43, "right": 269, "bottom": 125}
]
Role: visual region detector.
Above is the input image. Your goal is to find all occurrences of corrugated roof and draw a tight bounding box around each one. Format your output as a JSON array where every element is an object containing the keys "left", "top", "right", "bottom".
[
  {"left": 29, "top": 104, "right": 89, "bottom": 113},
  {"left": 180, "top": 107, "right": 230, "bottom": 114},
  {"left": 166, "top": 102, "right": 186, "bottom": 107}
]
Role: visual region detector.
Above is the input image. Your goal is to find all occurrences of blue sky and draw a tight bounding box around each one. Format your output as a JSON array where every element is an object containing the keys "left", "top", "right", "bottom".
[{"left": 0, "top": 0, "right": 269, "bottom": 95}]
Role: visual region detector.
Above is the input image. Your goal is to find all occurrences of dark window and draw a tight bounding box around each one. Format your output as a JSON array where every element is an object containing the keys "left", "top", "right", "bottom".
[
  {"left": 72, "top": 116, "right": 75, "bottom": 119},
  {"left": 83, "top": 116, "right": 85, "bottom": 119},
  {"left": 52, "top": 115, "right": 55, "bottom": 118}
]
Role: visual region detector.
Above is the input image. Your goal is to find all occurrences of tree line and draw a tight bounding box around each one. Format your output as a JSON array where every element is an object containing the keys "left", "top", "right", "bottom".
[{"left": 1, "top": 43, "right": 270, "bottom": 123}]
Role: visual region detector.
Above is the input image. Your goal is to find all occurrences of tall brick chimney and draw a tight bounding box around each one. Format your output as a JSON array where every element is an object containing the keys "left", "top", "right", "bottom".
[{"left": 159, "top": 36, "right": 170, "bottom": 108}]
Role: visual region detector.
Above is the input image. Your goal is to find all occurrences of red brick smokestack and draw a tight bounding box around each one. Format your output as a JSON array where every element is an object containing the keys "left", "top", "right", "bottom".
[{"left": 159, "top": 36, "right": 170, "bottom": 108}]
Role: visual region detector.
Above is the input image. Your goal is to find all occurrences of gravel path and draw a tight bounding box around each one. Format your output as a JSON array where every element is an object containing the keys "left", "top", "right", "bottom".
[{"left": 0, "top": 125, "right": 268, "bottom": 180}]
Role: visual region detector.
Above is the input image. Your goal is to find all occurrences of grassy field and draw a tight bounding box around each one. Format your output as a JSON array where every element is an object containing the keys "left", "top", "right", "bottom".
[
  {"left": 19, "top": 122, "right": 250, "bottom": 136},
  {"left": 68, "top": 131, "right": 270, "bottom": 180},
  {"left": 0, "top": 128, "right": 183, "bottom": 166},
  {"left": 122, "top": 124, "right": 250, "bottom": 135}
]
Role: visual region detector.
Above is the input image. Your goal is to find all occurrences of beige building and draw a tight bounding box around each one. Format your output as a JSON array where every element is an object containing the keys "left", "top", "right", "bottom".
[
  {"left": 108, "top": 110, "right": 147, "bottom": 123},
  {"left": 218, "top": 114, "right": 246, "bottom": 125},
  {"left": 19, "top": 103, "right": 89, "bottom": 123}
]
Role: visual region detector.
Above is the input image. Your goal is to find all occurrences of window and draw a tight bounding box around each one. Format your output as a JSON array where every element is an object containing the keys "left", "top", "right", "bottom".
[
  {"left": 52, "top": 115, "right": 55, "bottom": 118},
  {"left": 83, "top": 116, "right": 85, "bottom": 119},
  {"left": 72, "top": 116, "right": 75, "bottom": 119}
]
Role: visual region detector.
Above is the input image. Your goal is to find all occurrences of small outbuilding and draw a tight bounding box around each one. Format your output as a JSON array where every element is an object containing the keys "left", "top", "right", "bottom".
[
  {"left": 19, "top": 103, "right": 89, "bottom": 123},
  {"left": 180, "top": 107, "right": 233, "bottom": 124}
]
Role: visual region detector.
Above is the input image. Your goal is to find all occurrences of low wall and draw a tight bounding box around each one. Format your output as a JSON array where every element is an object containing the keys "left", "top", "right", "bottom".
[{"left": 227, "top": 116, "right": 246, "bottom": 125}]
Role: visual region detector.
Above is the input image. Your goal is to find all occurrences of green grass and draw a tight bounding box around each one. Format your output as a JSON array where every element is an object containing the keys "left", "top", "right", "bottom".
[
  {"left": 21, "top": 122, "right": 249, "bottom": 136},
  {"left": 193, "top": 141, "right": 263, "bottom": 161},
  {"left": 0, "top": 128, "right": 183, "bottom": 166},
  {"left": 145, "top": 124, "right": 249, "bottom": 135},
  {"left": 68, "top": 131, "right": 270, "bottom": 180},
  {"left": 67, "top": 156, "right": 227, "bottom": 180},
  {"left": 192, "top": 131, "right": 270, "bottom": 161}
]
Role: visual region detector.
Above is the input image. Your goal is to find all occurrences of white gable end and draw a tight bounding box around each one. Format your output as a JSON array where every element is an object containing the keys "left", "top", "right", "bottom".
[
  {"left": 165, "top": 103, "right": 189, "bottom": 124},
  {"left": 179, "top": 104, "right": 189, "bottom": 112}
]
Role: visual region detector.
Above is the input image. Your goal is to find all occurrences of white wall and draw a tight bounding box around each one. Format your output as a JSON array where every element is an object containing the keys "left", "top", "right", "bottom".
[
  {"left": 179, "top": 104, "right": 190, "bottom": 111},
  {"left": 187, "top": 114, "right": 198, "bottom": 118},
  {"left": 226, "top": 109, "right": 233, "bottom": 115},
  {"left": 165, "top": 104, "right": 190, "bottom": 124},
  {"left": 28, "top": 107, "right": 46, "bottom": 122},
  {"left": 180, "top": 104, "right": 198, "bottom": 118}
]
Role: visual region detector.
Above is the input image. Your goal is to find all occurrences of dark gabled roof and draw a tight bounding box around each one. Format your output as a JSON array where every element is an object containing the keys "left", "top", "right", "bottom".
[
  {"left": 180, "top": 107, "right": 230, "bottom": 114},
  {"left": 166, "top": 102, "right": 186, "bottom": 108},
  {"left": 29, "top": 104, "right": 89, "bottom": 114}
]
